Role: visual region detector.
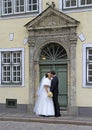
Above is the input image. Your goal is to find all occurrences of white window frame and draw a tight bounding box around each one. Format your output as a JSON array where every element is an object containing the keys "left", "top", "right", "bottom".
[
  {"left": 0, "top": 48, "right": 24, "bottom": 86},
  {"left": 83, "top": 44, "right": 92, "bottom": 88},
  {"left": 14, "top": 0, "right": 25, "bottom": 14},
  {"left": 26, "top": 0, "right": 38, "bottom": 13},
  {"left": 63, "top": 0, "right": 77, "bottom": 9},
  {"left": 2, "top": 0, "right": 13, "bottom": 16},
  {"left": 1, "top": 0, "right": 40, "bottom": 16},
  {"left": 60, "top": 0, "right": 92, "bottom": 10},
  {"left": 79, "top": 0, "right": 92, "bottom": 7}
]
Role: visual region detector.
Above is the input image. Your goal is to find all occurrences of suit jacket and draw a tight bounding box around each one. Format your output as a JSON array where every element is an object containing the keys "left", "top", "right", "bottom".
[{"left": 50, "top": 76, "right": 59, "bottom": 95}]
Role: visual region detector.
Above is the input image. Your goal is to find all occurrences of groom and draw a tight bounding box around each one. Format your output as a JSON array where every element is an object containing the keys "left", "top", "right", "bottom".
[{"left": 50, "top": 71, "right": 61, "bottom": 117}]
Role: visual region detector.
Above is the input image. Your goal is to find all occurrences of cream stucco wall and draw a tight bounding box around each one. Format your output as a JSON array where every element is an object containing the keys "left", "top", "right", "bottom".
[
  {"left": 0, "top": 18, "right": 33, "bottom": 104},
  {"left": 0, "top": 0, "right": 92, "bottom": 107}
]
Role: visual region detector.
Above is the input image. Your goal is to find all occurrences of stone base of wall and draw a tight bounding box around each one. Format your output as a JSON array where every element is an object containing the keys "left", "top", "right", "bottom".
[
  {"left": 0, "top": 103, "right": 27, "bottom": 113},
  {"left": 67, "top": 106, "right": 78, "bottom": 116},
  {"left": 1, "top": 103, "right": 91, "bottom": 117},
  {"left": 78, "top": 107, "right": 92, "bottom": 117},
  {"left": 27, "top": 104, "right": 34, "bottom": 114},
  {"left": 66, "top": 107, "right": 92, "bottom": 117}
]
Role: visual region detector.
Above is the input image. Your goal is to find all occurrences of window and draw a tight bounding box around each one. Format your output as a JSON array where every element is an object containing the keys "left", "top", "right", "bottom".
[
  {"left": 26, "top": 0, "right": 38, "bottom": 12},
  {"left": 62, "top": 0, "right": 92, "bottom": 9},
  {"left": 40, "top": 43, "right": 67, "bottom": 61},
  {"left": 2, "top": 0, "right": 13, "bottom": 15},
  {"left": 79, "top": 0, "right": 92, "bottom": 7},
  {"left": 2, "top": 0, "right": 39, "bottom": 16},
  {"left": 0, "top": 48, "right": 24, "bottom": 86},
  {"left": 83, "top": 44, "right": 92, "bottom": 88},
  {"left": 14, "top": 0, "right": 25, "bottom": 14},
  {"left": 6, "top": 99, "right": 17, "bottom": 108},
  {"left": 63, "top": 0, "right": 77, "bottom": 9},
  {"left": 86, "top": 48, "right": 92, "bottom": 84}
]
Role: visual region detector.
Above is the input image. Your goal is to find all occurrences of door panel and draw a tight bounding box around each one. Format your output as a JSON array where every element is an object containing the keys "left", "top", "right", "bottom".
[
  {"left": 40, "top": 65, "right": 52, "bottom": 79},
  {"left": 56, "top": 65, "right": 67, "bottom": 107},
  {"left": 40, "top": 64, "right": 68, "bottom": 108}
]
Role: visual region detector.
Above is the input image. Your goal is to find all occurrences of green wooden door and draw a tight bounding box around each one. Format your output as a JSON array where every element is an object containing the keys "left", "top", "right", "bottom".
[
  {"left": 39, "top": 43, "right": 68, "bottom": 108},
  {"left": 56, "top": 65, "right": 67, "bottom": 108},
  {"left": 39, "top": 64, "right": 67, "bottom": 108}
]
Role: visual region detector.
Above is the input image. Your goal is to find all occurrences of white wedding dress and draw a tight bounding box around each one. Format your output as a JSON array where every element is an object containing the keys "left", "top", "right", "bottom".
[{"left": 33, "top": 76, "right": 55, "bottom": 116}]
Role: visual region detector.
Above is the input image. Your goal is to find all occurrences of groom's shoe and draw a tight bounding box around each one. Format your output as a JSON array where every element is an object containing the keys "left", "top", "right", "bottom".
[{"left": 55, "top": 114, "right": 61, "bottom": 117}]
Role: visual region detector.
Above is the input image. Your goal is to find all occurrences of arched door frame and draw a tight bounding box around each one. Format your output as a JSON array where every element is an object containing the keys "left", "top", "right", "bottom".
[{"left": 28, "top": 38, "right": 77, "bottom": 115}]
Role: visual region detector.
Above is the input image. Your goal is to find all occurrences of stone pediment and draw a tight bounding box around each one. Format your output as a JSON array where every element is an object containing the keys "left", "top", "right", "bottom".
[{"left": 25, "top": 6, "right": 79, "bottom": 30}]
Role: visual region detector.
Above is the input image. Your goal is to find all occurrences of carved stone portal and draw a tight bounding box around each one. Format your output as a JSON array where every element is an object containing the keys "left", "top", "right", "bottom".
[{"left": 25, "top": 6, "right": 79, "bottom": 115}]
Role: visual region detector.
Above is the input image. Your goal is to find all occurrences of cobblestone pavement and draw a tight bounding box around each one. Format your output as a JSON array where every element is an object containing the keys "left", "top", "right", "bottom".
[{"left": 0, "top": 121, "right": 92, "bottom": 130}]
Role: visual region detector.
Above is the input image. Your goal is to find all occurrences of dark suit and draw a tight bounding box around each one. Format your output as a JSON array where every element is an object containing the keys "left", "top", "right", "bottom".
[{"left": 50, "top": 76, "right": 61, "bottom": 117}]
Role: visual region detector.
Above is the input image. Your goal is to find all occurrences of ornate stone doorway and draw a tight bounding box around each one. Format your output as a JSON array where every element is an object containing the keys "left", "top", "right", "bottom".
[{"left": 25, "top": 6, "right": 79, "bottom": 115}]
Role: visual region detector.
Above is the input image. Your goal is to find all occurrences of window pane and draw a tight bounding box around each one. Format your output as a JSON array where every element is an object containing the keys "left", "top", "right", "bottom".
[
  {"left": 63, "top": 0, "right": 77, "bottom": 8},
  {"left": 26, "top": 0, "right": 38, "bottom": 12},
  {"left": 89, "top": 49, "right": 92, "bottom": 54},
  {"left": 87, "top": 0, "right": 92, "bottom": 4},
  {"left": 2, "top": 52, "right": 11, "bottom": 63},
  {"left": 80, "top": 0, "right": 92, "bottom": 5},
  {"left": 12, "top": 50, "right": 21, "bottom": 83},
  {"left": 87, "top": 48, "right": 92, "bottom": 84},
  {"left": 88, "top": 76, "right": 92, "bottom": 82},
  {"left": 2, "top": 0, "right": 13, "bottom": 15},
  {"left": 71, "top": 0, "right": 76, "bottom": 6},
  {"left": 2, "top": 65, "right": 11, "bottom": 82},
  {"left": 81, "top": 0, "right": 85, "bottom": 5},
  {"left": 88, "top": 49, "right": 92, "bottom": 61},
  {"left": 15, "top": 0, "right": 24, "bottom": 13},
  {"left": 13, "top": 51, "right": 21, "bottom": 63},
  {"left": 66, "top": 0, "right": 70, "bottom": 7},
  {"left": 89, "top": 56, "right": 92, "bottom": 60},
  {"left": 89, "top": 64, "right": 92, "bottom": 69},
  {"left": 33, "top": 0, "right": 37, "bottom": 3},
  {"left": 20, "top": 7, "right": 24, "bottom": 11},
  {"left": 88, "top": 70, "right": 92, "bottom": 75},
  {"left": 33, "top": 4, "right": 37, "bottom": 10},
  {"left": 13, "top": 65, "right": 21, "bottom": 83},
  {"left": 20, "top": 0, "right": 24, "bottom": 5}
]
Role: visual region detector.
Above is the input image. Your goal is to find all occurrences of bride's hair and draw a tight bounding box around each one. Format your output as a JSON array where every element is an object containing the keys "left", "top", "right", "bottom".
[
  {"left": 45, "top": 72, "right": 50, "bottom": 77},
  {"left": 45, "top": 73, "right": 48, "bottom": 78}
]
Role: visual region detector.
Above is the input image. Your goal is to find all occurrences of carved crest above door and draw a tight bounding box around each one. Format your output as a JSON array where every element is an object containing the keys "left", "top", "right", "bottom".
[{"left": 24, "top": 6, "right": 79, "bottom": 31}]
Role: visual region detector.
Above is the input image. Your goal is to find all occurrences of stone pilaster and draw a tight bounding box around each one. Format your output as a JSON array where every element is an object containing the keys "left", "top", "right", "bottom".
[
  {"left": 27, "top": 41, "right": 35, "bottom": 113},
  {"left": 68, "top": 36, "right": 78, "bottom": 115}
]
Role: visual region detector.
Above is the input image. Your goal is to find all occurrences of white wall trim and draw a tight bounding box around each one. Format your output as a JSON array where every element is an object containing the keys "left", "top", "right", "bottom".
[
  {"left": 59, "top": 0, "right": 62, "bottom": 11},
  {"left": 82, "top": 44, "right": 92, "bottom": 88},
  {"left": 39, "top": 0, "right": 42, "bottom": 13}
]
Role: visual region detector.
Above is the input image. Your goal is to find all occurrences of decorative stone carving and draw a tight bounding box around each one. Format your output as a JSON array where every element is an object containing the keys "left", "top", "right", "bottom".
[
  {"left": 34, "top": 13, "right": 68, "bottom": 28},
  {"left": 28, "top": 40, "right": 35, "bottom": 47},
  {"left": 24, "top": 6, "right": 79, "bottom": 31},
  {"left": 25, "top": 6, "right": 80, "bottom": 115}
]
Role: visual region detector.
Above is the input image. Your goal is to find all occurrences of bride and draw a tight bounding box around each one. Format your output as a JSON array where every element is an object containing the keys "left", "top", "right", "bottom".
[{"left": 33, "top": 72, "right": 55, "bottom": 116}]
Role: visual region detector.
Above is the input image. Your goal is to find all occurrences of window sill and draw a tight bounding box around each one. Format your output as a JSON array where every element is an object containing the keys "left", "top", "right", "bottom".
[{"left": 0, "top": 85, "right": 24, "bottom": 87}]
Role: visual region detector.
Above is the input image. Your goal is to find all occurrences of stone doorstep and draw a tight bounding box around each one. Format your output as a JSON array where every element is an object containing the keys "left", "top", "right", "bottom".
[{"left": 0, "top": 116, "right": 92, "bottom": 126}]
